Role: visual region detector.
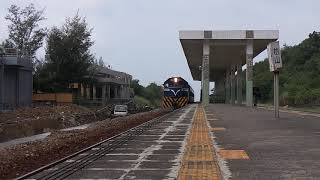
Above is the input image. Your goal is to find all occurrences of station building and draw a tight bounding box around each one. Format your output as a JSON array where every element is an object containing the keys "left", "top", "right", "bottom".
[
  {"left": 71, "top": 66, "right": 133, "bottom": 106},
  {"left": 0, "top": 48, "right": 33, "bottom": 111}
]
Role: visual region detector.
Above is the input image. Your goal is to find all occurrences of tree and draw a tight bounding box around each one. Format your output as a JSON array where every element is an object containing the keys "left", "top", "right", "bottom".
[
  {"left": 253, "top": 59, "right": 273, "bottom": 102},
  {"left": 131, "top": 79, "right": 145, "bottom": 96},
  {"left": 144, "top": 83, "right": 162, "bottom": 102},
  {"left": 1, "top": 39, "right": 15, "bottom": 48},
  {"left": 43, "top": 13, "right": 94, "bottom": 91},
  {"left": 33, "top": 58, "right": 52, "bottom": 92},
  {"left": 253, "top": 31, "right": 320, "bottom": 106},
  {"left": 130, "top": 79, "right": 163, "bottom": 107},
  {"left": 5, "top": 3, "right": 47, "bottom": 59}
]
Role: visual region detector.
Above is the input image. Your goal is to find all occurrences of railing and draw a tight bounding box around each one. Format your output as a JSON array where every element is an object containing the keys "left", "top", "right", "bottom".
[{"left": 0, "top": 55, "right": 32, "bottom": 68}]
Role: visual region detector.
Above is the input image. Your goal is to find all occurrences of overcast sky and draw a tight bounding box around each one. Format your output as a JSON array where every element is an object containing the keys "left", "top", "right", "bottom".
[{"left": 1, "top": 0, "right": 319, "bottom": 100}]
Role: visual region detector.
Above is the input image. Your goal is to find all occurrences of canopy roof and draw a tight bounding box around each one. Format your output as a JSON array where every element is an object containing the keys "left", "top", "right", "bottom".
[{"left": 179, "top": 30, "right": 279, "bottom": 81}]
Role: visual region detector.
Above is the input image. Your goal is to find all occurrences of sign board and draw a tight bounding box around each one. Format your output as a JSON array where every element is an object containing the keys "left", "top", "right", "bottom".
[{"left": 267, "top": 41, "right": 282, "bottom": 72}]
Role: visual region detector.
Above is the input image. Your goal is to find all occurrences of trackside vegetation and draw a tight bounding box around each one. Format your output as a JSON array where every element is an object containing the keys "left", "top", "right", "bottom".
[
  {"left": 131, "top": 80, "right": 162, "bottom": 108},
  {"left": 254, "top": 31, "right": 320, "bottom": 106}
]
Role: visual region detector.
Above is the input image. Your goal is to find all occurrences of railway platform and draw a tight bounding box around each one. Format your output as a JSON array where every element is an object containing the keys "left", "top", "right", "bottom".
[
  {"left": 206, "top": 104, "right": 320, "bottom": 179},
  {"left": 24, "top": 104, "right": 222, "bottom": 179},
  {"left": 22, "top": 103, "right": 320, "bottom": 179}
]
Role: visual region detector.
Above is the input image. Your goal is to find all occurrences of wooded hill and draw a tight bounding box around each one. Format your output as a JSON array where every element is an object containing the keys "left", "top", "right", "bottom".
[{"left": 253, "top": 31, "right": 320, "bottom": 105}]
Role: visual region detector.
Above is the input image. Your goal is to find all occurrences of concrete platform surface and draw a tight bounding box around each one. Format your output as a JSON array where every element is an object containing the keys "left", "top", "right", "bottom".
[{"left": 206, "top": 104, "right": 320, "bottom": 180}]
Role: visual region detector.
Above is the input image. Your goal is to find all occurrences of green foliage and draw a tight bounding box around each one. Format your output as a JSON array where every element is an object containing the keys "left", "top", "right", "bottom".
[
  {"left": 131, "top": 80, "right": 162, "bottom": 107},
  {"left": 133, "top": 96, "right": 151, "bottom": 107},
  {"left": 34, "top": 14, "right": 95, "bottom": 92},
  {"left": 144, "top": 83, "right": 162, "bottom": 102},
  {"left": 131, "top": 79, "right": 145, "bottom": 97},
  {"left": 5, "top": 3, "right": 47, "bottom": 59},
  {"left": 253, "top": 60, "right": 273, "bottom": 102},
  {"left": 254, "top": 31, "right": 320, "bottom": 105},
  {"left": 1, "top": 39, "right": 15, "bottom": 48}
]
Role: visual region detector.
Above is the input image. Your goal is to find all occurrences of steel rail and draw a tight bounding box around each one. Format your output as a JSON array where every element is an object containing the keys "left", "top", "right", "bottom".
[
  {"left": 16, "top": 108, "right": 179, "bottom": 180},
  {"left": 41, "top": 117, "right": 163, "bottom": 180}
]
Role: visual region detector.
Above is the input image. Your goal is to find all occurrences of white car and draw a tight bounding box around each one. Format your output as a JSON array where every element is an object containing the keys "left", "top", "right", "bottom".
[{"left": 113, "top": 105, "right": 128, "bottom": 116}]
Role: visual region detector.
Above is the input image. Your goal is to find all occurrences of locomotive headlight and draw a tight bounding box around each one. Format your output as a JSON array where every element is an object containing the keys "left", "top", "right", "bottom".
[{"left": 174, "top": 77, "right": 178, "bottom": 83}]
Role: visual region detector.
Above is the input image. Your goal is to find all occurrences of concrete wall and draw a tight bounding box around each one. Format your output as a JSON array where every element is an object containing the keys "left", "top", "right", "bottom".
[
  {"left": 0, "top": 66, "right": 32, "bottom": 110},
  {"left": 3, "top": 68, "right": 17, "bottom": 107},
  {"left": 18, "top": 68, "right": 32, "bottom": 106}
]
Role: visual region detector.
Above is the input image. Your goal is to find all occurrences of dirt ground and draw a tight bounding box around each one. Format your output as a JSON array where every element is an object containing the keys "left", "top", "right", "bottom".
[
  {"left": 0, "top": 105, "right": 108, "bottom": 142},
  {"left": 0, "top": 104, "right": 95, "bottom": 126},
  {"left": 0, "top": 108, "right": 170, "bottom": 179}
]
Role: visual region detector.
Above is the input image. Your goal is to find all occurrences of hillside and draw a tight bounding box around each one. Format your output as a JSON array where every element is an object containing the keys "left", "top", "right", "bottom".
[{"left": 253, "top": 31, "right": 320, "bottom": 105}]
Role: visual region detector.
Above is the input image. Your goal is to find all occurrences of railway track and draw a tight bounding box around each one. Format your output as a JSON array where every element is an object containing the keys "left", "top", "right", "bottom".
[{"left": 16, "top": 110, "right": 175, "bottom": 180}]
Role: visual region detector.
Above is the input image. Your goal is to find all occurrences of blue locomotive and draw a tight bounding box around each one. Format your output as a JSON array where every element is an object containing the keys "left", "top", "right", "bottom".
[{"left": 162, "top": 77, "right": 194, "bottom": 109}]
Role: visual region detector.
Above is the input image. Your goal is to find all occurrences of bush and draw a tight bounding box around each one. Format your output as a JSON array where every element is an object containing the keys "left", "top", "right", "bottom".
[{"left": 133, "top": 96, "right": 151, "bottom": 107}]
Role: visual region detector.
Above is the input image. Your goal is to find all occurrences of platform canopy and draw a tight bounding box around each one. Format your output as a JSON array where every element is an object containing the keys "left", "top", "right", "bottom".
[
  {"left": 179, "top": 30, "right": 279, "bottom": 106},
  {"left": 179, "top": 30, "right": 279, "bottom": 81}
]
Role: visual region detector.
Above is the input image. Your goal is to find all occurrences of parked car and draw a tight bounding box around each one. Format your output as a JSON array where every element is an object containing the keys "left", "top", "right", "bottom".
[{"left": 113, "top": 105, "right": 128, "bottom": 117}]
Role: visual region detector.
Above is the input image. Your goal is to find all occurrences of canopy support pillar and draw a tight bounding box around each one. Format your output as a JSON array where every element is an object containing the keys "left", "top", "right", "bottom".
[
  {"left": 201, "top": 40, "right": 210, "bottom": 106},
  {"left": 246, "top": 40, "right": 253, "bottom": 107},
  {"left": 237, "top": 64, "right": 243, "bottom": 105},
  {"left": 230, "top": 65, "right": 236, "bottom": 105},
  {"left": 225, "top": 69, "right": 230, "bottom": 104}
]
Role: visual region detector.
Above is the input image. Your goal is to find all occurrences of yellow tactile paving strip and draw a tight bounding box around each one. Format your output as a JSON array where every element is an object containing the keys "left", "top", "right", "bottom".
[
  {"left": 211, "top": 127, "right": 226, "bottom": 131},
  {"left": 218, "top": 150, "right": 249, "bottom": 160},
  {"left": 178, "top": 106, "right": 222, "bottom": 180}
]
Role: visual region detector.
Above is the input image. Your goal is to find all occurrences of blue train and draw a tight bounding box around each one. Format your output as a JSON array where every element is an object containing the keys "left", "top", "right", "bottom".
[{"left": 162, "top": 77, "right": 194, "bottom": 109}]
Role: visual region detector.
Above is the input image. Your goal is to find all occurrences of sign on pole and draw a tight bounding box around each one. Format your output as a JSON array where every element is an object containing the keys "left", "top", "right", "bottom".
[
  {"left": 267, "top": 41, "right": 282, "bottom": 72},
  {"left": 267, "top": 41, "right": 282, "bottom": 118}
]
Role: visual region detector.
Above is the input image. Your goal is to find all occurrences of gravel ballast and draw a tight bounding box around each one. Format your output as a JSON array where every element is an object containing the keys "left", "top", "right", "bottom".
[{"left": 0, "top": 108, "right": 170, "bottom": 179}]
